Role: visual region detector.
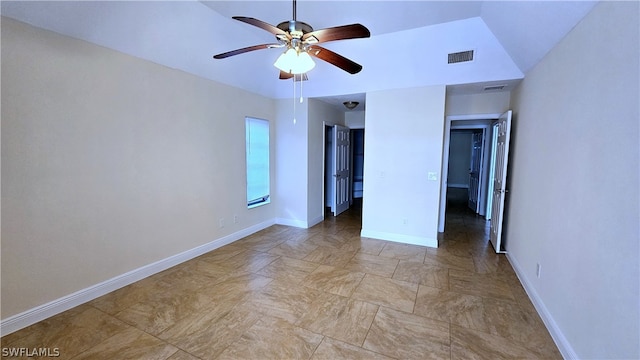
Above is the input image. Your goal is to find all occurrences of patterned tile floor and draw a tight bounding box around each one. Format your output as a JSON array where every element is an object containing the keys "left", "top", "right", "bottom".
[{"left": 1, "top": 197, "right": 561, "bottom": 359}]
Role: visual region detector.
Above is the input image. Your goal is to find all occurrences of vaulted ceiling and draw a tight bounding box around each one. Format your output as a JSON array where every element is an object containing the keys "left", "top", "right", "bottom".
[{"left": 1, "top": 1, "right": 597, "bottom": 108}]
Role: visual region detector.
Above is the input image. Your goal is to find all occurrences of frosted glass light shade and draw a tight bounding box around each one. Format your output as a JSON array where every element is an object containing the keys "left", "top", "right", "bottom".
[{"left": 274, "top": 49, "right": 315, "bottom": 74}]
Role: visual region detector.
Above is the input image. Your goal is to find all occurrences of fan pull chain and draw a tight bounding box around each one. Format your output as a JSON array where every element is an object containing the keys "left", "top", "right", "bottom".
[
  {"left": 300, "top": 75, "right": 304, "bottom": 103},
  {"left": 293, "top": 76, "right": 296, "bottom": 124}
]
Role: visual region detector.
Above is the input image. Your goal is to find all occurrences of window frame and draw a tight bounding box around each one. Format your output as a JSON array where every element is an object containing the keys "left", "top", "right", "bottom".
[{"left": 245, "top": 117, "right": 271, "bottom": 208}]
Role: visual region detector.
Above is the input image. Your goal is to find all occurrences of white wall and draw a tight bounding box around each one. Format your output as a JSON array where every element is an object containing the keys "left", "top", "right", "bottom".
[
  {"left": 1, "top": 18, "right": 277, "bottom": 320},
  {"left": 506, "top": 2, "right": 639, "bottom": 359},
  {"left": 345, "top": 110, "right": 366, "bottom": 129},
  {"left": 274, "top": 99, "right": 309, "bottom": 228},
  {"left": 273, "top": 98, "right": 344, "bottom": 228},
  {"left": 361, "top": 86, "right": 446, "bottom": 247},
  {"left": 308, "top": 99, "right": 344, "bottom": 225},
  {"left": 439, "top": 91, "right": 510, "bottom": 227},
  {"left": 445, "top": 91, "right": 510, "bottom": 116}
]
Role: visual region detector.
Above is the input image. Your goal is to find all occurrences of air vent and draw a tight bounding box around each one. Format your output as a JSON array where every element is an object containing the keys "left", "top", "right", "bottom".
[
  {"left": 448, "top": 50, "right": 474, "bottom": 64},
  {"left": 484, "top": 85, "right": 506, "bottom": 91}
]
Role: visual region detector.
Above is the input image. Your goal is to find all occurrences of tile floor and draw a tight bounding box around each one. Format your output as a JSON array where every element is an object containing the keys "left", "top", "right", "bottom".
[{"left": 1, "top": 197, "right": 561, "bottom": 359}]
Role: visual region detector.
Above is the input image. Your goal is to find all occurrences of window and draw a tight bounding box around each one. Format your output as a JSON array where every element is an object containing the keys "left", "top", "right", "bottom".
[{"left": 245, "top": 117, "right": 270, "bottom": 207}]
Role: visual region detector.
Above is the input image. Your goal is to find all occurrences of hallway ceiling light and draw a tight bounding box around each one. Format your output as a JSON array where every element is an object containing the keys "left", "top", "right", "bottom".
[{"left": 343, "top": 101, "right": 359, "bottom": 110}]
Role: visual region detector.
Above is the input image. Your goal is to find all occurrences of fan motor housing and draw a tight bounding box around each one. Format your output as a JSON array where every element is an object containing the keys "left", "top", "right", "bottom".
[{"left": 277, "top": 20, "right": 313, "bottom": 37}]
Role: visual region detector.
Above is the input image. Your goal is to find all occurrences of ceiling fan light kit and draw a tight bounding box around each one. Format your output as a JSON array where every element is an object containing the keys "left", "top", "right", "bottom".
[
  {"left": 212, "top": 0, "right": 370, "bottom": 80},
  {"left": 212, "top": 0, "right": 370, "bottom": 123},
  {"left": 274, "top": 48, "right": 316, "bottom": 74}
]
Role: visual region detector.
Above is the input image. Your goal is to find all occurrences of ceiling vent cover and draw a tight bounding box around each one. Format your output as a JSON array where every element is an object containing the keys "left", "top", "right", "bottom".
[
  {"left": 448, "top": 50, "right": 474, "bottom": 64},
  {"left": 484, "top": 85, "right": 506, "bottom": 91}
]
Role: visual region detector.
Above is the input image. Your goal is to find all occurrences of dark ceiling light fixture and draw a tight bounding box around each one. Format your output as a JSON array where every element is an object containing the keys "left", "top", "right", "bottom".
[{"left": 343, "top": 101, "right": 360, "bottom": 110}]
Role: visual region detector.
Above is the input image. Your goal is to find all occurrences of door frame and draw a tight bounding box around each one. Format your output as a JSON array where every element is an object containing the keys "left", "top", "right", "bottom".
[
  {"left": 485, "top": 122, "right": 500, "bottom": 220},
  {"left": 332, "top": 124, "right": 351, "bottom": 216},
  {"left": 323, "top": 124, "right": 334, "bottom": 218},
  {"left": 323, "top": 121, "right": 352, "bottom": 219},
  {"left": 438, "top": 113, "right": 502, "bottom": 233},
  {"left": 468, "top": 129, "right": 486, "bottom": 213}
]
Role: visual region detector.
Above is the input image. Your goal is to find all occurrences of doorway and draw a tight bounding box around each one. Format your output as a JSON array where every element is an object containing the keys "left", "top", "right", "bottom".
[
  {"left": 324, "top": 124, "right": 355, "bottom": 217},
  {"left": 438, "top": 114, "right": 500, "bottom": 233},
  {"left": 438, "top": 111, "right": 513, "bottom": 253},
  {"left": 447, "top": 129, "right": 485, "bottom": 213},
  {"left": 351, "top": 129, "right": 365, "bottom": 208},
  {"left": 324, "top": 125, "right": 334, "bottom": 214}
]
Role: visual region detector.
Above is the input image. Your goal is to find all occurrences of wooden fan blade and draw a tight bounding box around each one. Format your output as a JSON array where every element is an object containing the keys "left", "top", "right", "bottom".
[
  {"left": 302, "top": 24, "right": 370, "bottom": 44},
  {"left": 279, "top": 71, "right": 294, "bottom": 80},
  {"left": 279, "top": 71, "right": 309, "bottom": 81},
  {"left": 213, "top": 44, "right": 281, "bottom": 59},
  {"left": 233, "top": 16, "right": 291, "bottom": 40},
  {"left": 308, "top": 46, "right": 363, "bottom": 74}
]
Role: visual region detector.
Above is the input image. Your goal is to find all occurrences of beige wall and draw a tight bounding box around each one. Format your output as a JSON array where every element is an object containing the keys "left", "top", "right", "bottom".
[
  {"left": 307, "top": 99, "right": 345, "bottom": 226},
  {"left": 361, "top": 85, "right": 446, "bottom": 247},
  {"left": 345, "top": 110, "right": 365, "bottom": 129},
  {"left": 274, "top": 99, "right": 309, "bottom": 227},
  {"left": 445, "top": 91, "right": 510, "bottom": 116},
  {"left": 1, "top": 18, "right": 276, "bottom": 319},
  {"left": 506, "top": 2, "right": 639, "bottom": 358}
]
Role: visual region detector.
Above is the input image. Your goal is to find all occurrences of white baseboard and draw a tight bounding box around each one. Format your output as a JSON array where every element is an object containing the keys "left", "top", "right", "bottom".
[
  {"left": 360, "top": 229, "right": 438, "bottom": 248},
  {"left": 276, "top": 218, "right": 308, "bottom": 228},
  {"left": 0, "top": 219, "right": 276, "bottom": 336},
  {"left": 506, "top": 253, "right": 577, "bottom": 359},
  {"left": 307, "top": 215, "right": 324, "bottom": 228}
]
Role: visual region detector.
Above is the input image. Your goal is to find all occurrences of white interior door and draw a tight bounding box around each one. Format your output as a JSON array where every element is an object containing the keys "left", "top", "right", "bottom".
[
  {"left": 468, "top": 131, "right": 484, "bottom": 213},
  {"left": 333, "top": 125, "right": 351, "bottom": 216},
  {"left": 489, "top": 110, "right": 512, "bottom": 253},
  {"left": 485, "top": 123, "right": 499, "bottom": 220}
]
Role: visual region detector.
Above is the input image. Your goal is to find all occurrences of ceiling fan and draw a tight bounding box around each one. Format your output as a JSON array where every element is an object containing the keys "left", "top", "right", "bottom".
[{"left": 213, "top": 0, "right": 370, "bottom": 80}]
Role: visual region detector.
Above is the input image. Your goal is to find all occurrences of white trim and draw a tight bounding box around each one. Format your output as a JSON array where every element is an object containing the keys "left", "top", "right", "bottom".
[
  {"left": 446, "top": 113, "right": 503, "bottom": 121},
  {"left": 360, "top": 229, "right": 438, "bottom": 248},
  {"left": 447, "top": 183, "right": 469, "bottom": 189},
  {"left": 506, "top": 253, "right": 578, "bottom": 359},
  {"left": 0, "top": 219, "right": 275, "bottom": 336},
  {"left": 450, "top": 124, "right": 492, "bottom": 130},
  {"left": 275, "top": 218, "right": 308, "bottom": 228}
]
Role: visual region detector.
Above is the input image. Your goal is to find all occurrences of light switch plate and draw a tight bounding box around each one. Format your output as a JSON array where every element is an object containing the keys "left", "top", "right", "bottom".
[{"left": 428, "top": 172, "right": 438, "bottom": 181}]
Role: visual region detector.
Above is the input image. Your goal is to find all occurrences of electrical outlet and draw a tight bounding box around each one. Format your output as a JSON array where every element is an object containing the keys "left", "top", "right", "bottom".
[
  {"left": 219, "top": 218, "right": 225, "bottom": 229},
  {"left": 536, "top": 263, "right": 541, "bottom": 278},
  {"left": 233, "top": 215, "right": 238, "bottom": 224},
  {"left": 402, "top": 218, "right": 408, "bottom": 225}
]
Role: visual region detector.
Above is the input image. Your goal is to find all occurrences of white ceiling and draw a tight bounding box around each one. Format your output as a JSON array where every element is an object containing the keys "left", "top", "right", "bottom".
[{"left": 1, "top": 1, "right": 598, "bottom": 110}]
